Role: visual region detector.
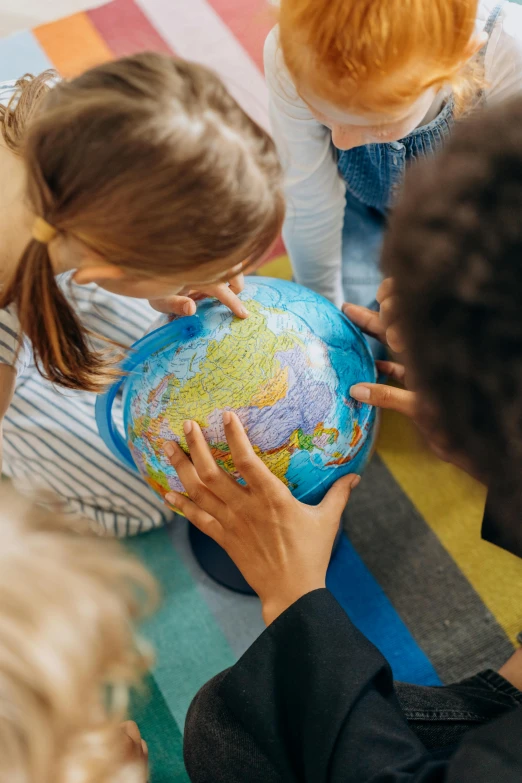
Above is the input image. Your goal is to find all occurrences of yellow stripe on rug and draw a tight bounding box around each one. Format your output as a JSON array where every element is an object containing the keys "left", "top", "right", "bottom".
[
  {"left": 377, "top": 410, "right": 522, "bottom": 645},
  {"left": 257, "top": 254, "right": 292, "bottom": 281}
]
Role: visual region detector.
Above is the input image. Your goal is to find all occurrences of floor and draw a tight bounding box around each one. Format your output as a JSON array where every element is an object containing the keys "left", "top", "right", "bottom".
[{"left": 0, "top": 0, "right": 101, "bottom": 37}]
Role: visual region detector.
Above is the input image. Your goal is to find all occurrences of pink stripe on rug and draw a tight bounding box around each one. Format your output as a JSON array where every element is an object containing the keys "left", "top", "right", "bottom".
[
  {"left": 88, "top": 0, "right": 173, "bottom": 58},
  {"left": 205, "top": 0, "right": 276, "bottom": 72},
  {"left": 137, "top": 0, "right": 269, "bottom": 131}
]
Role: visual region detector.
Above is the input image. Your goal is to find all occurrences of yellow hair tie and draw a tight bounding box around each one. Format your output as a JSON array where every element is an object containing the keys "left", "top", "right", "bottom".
[{"left": 32, "top": 217, "right": 57, "bottom": 245}]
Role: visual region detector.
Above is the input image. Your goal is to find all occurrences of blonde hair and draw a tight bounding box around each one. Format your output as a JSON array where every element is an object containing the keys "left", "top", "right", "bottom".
[
  {"left": 279, "top": 0, "right": 482, "bottom": 116},
  {"left": 0, "top": 487, "right": 158, "bottom": 783},
  {"left": 0, "top": 53, "right": 284, "bottom": 392}
]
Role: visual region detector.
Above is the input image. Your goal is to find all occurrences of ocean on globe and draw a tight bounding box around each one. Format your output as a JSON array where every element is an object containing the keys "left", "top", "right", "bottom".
[{"left": 98, "top": 278, "right": 377, "bottom": 506}]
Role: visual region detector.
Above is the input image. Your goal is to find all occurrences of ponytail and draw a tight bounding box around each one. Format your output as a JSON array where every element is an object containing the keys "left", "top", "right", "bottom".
[
  {"left": 0, "top": 71, "right": 120, "bottom": 392},
  {"left": 0, "top": 240, "right": 119, "bottom": 392}
]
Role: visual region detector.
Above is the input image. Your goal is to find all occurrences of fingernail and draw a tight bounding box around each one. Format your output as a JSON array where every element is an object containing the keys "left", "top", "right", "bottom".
[
  {"left": 164, "top": 442, "right": 175, "bottom": 457},
  {"left": 222, "top": 410, "right": 231, "bottom": 426},
  {"left": 239, "top": 306, "right": 249, "bottom": 318},
  {"left": 349, "top": 475, "right": 361, "bottom": 489},
  {"left": 165, "top": 492, "right": 176, "bottom": 504},
  {"left": 183, "top": 420, "right": 193, "bottom": 435},
  {"left": 183, "top": 301, "right": 195, "bottom": 315},
  {"left": 350, "top": 384, "right": 371, "bottom": 401}
]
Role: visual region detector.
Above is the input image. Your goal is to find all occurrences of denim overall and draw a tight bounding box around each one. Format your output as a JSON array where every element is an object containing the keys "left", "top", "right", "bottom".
[{"left": 336, "top": 2, "right": 505, "bottom": 307}]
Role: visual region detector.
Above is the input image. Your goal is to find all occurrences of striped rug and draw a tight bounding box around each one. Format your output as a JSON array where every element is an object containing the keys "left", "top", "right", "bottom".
[{"left": 1, "top": 3, "right": 522, "bottom": 780}]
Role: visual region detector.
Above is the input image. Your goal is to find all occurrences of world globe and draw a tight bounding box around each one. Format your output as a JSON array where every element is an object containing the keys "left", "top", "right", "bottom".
[{"left": 96, "top": 278, "right": 377, "bottom": 506}]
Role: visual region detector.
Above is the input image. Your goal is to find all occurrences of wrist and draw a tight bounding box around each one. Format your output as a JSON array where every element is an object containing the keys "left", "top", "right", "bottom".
[{"left": 261, "top": 582, "right": 326, "bottom": 626}]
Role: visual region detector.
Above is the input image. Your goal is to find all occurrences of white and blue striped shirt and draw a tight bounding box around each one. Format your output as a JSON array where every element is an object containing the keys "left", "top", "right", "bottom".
[{"left": 1, "top": 77, "right": 169, "bottom": 536}]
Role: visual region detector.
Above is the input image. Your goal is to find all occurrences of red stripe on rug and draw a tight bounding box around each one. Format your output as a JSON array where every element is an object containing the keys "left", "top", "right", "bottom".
[
  {"left": 88, "top": 0, "right": 174, "bottom": 58},
  {"left": 204, "top": 0, "right": 277, "bottom": 72}
]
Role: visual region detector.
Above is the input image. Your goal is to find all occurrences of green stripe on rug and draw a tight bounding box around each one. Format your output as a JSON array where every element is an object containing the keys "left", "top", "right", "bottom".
[
  {"left": 127, "top": 527, "right": 235, "bottom": 729},
  {"left": 131, "top": 675, "right": 189, "bottom": 783}
]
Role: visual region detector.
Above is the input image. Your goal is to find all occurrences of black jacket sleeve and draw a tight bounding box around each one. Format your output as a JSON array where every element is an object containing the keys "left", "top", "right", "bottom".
[{"left": 219, "top": 589, "right": 522, "bottom": 783}]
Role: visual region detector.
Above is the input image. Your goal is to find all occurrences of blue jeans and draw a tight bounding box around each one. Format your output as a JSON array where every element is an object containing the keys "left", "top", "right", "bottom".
[{"left": 341, "top": 190, "right": 385, "bottom": 308}]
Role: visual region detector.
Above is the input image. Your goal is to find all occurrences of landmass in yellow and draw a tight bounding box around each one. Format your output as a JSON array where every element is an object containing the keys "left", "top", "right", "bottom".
[{"left": 134, "top": 299, "right": 305, "bottom": 485}]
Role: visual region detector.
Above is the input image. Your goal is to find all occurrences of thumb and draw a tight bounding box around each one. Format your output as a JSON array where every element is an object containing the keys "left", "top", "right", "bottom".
[
  {"left": 350, "top": 382, "right": 417, "bottom": 418},
  {"left": 319, "top": 474, "right": 359, "bottom": 519}
]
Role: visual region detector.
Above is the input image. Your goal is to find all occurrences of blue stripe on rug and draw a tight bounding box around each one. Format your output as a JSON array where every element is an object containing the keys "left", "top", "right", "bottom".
[
  {"left": 127, "top": 527, "right": 236, "bottom": 730},
  {"left": 327, "top": 534, "right": 441, "bottom": 685},
  {"left": 0, "top": 31, "right": 53, "bottom": 80}
]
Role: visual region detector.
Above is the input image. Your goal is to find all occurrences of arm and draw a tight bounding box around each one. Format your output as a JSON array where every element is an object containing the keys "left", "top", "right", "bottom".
[
  {"left": 220, "top": 589, "right": 520, "bottom": 783},
  {"left": 484, "top": 3, "right": 522, "bottom": 106},
  {"left": 0, "top": 363, "right": 15, "bottom": 472},
  {"left": 264, "top": 28, "right": 346, "bottom": 307},
  {"left": 163, "top": 420, "right": 519, "bottom": 782},
  {"left": 221, "top": 590, "right": 442, "bottom": 782},
  {"left": 0, "top": 306, "right": 25, "bottom": 472}
]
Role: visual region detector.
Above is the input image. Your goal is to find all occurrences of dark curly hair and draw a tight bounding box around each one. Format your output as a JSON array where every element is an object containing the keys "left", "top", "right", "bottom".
[{"left": 383, "top": 97, "right": 522, "bottom": 533}]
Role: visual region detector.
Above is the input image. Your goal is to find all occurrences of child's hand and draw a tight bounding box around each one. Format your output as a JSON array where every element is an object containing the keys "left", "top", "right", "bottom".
[
  {"left": 343, "top": 277, "right": 406, "bottom": 353},
  {"left": 149, "top": 273, "right": 248, "bottom": 319},
  {"left": 120, "top": 721, "right": 148, "bottom": 780},
  {"left": 163, "top": 413, "right": 360, "bottom": 625},
  {"left": 343, "top": 277, "right": 417, "bottom": 417},
  {"left": 344, "top": 281, "right": 480, "bottom": 478}
]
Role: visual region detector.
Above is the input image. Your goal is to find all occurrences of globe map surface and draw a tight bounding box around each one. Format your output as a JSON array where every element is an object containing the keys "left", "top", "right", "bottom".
[{"left": 122, "top": 278, "right": 377, "bottom": 506}]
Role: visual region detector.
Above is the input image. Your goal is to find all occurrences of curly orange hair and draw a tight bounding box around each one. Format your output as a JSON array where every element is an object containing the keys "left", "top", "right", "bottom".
[{"left": 279, "top": 0, "right": 480, "bottom": 116}]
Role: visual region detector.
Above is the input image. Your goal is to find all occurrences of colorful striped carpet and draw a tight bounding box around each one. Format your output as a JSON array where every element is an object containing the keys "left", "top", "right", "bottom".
[{"left": 2, "top": 2, "right": 522, "bottom": 780}]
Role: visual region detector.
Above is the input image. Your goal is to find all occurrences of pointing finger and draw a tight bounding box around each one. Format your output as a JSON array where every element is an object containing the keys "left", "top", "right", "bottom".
[{"left": 350, "top": 383, "right": 417, "bottom": 418}]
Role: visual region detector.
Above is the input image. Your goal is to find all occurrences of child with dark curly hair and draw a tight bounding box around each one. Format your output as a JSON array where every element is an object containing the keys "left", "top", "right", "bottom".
[{"left": 174, "top": 96, "right": 522, "bottom": 782}]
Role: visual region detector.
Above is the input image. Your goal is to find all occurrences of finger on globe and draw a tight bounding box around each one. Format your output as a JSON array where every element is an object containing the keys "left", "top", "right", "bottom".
[{"left": 102, "top": 280, "right": 378, "bottom": 519}]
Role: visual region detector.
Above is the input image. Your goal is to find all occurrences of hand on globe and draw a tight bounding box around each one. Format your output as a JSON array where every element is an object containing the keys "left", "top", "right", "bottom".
[
  {"left": 163, "top": 412, "right": 360, "bottom": 626},
  {"left": 148, "top": 273, "right": 249, "bottom": 319},
  {"left": 343, "top": 277, "right": 416, "bottom": 417},
  {"left": 344, "top": 279, "right": 479, "bottom": 477}
]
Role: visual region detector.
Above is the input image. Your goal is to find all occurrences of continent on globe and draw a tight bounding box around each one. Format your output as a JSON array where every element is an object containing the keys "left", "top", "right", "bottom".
[{"left": 100, "top": 278, "right": 377, "bottom": 507}]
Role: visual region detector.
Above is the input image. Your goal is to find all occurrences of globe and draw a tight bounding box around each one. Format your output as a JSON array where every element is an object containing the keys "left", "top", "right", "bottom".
[{"left": 97, "top": 278, "right": 377, "bottom": 506}]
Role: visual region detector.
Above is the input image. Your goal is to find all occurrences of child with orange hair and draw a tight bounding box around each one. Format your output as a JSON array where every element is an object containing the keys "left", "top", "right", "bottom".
[{"left": 265, "top": 0, "right": 522, "bottom": 307}]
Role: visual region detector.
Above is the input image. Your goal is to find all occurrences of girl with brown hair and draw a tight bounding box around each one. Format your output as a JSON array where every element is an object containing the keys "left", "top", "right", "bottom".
[{"left": 0, "top": 53, "right": 284, "bottom": 535}]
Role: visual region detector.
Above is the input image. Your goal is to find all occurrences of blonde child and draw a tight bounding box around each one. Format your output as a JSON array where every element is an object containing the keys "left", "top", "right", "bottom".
[
  {"left": 265, "top": 0, "right": 522, "bottom": 307},
  {"left": 0, "top": 54, "right": 284, "bottom": 535},
  {"left": 0, "top": 485, "right": 156, "bottom": 783}
]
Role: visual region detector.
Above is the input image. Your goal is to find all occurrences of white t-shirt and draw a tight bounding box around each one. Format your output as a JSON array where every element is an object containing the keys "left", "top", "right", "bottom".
[
  {"left": 265, "top": 0, "right": 522, "bottom": 306},
  {"left": 0, "top": 80, "right": 29, "bottom": 375}
]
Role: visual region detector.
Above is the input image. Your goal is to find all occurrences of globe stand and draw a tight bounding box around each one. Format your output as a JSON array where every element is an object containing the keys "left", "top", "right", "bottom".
[{"left": 188, "top": 520, "right": 344, "bottom": 596}]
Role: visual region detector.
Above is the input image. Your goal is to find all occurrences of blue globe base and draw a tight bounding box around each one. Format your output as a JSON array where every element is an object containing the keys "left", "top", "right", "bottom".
[{"left": 188, "top": 521, "right": 344, "bottom": 596}]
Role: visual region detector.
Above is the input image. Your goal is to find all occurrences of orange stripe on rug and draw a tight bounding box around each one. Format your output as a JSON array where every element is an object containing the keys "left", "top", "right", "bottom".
[{"left": 34, "top": 12, "right": 113, "bottom": 78}]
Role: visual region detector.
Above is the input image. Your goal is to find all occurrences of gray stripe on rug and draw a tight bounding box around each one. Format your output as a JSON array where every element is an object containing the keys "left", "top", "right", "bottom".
[
  {"left": 167, "top": 521, "right": 264, "bottom": 659},
  {"left": 344, "top": 455, "right": 514, "bottom": 683}
]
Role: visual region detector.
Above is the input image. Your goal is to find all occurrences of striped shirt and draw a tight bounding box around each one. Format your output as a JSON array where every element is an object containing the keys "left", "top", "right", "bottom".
[{"left": 1, "top": 78, "right": 170, "bottom": 536}]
